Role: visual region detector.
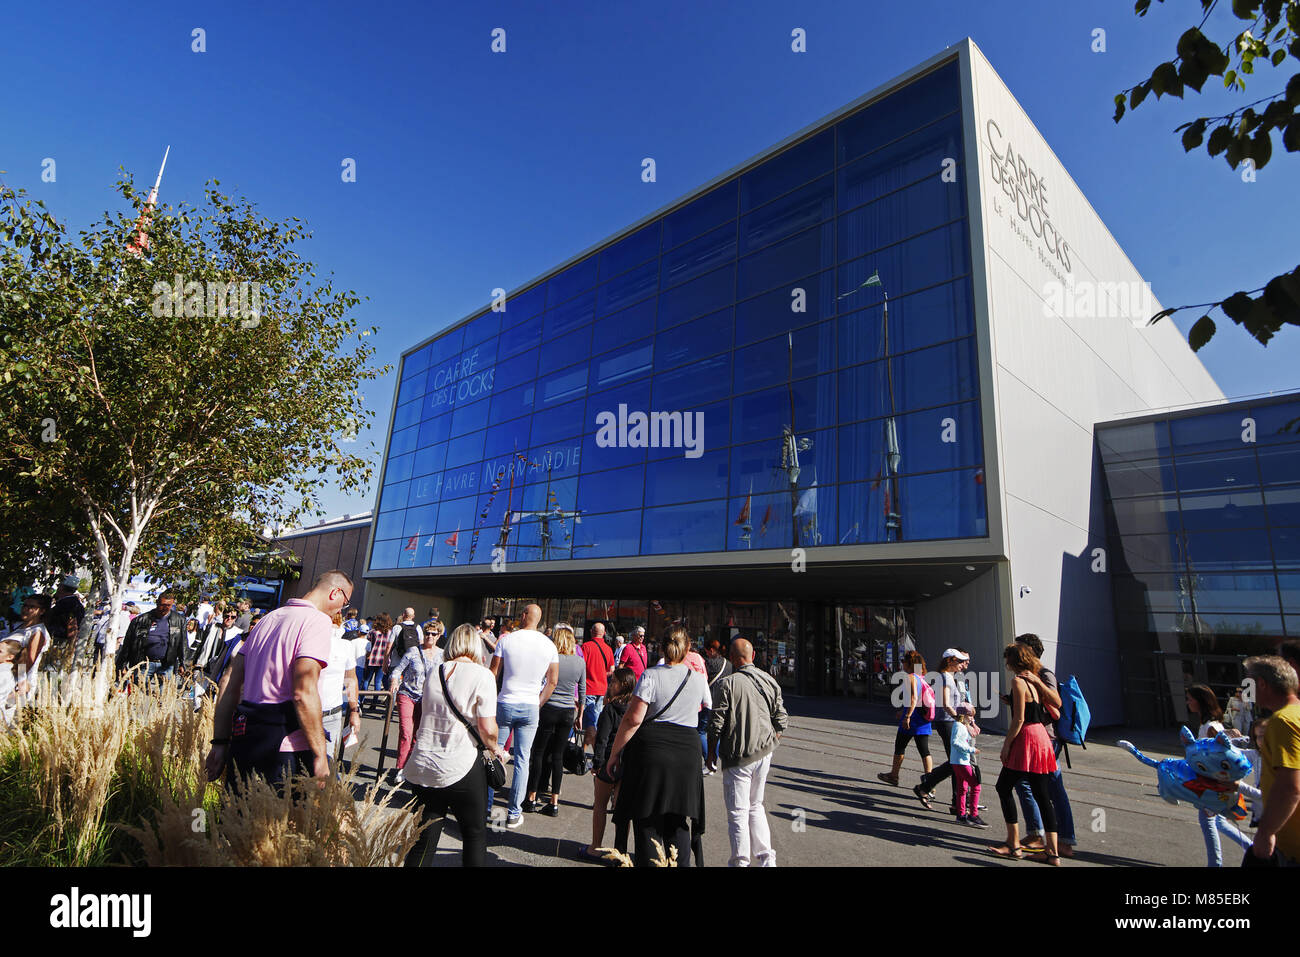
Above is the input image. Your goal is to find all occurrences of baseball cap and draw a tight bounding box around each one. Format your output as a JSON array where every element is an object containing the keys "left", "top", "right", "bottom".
[
  {"left": 942, "top": 648, "right": 970, "bottom": 661},
  {"left": 61, "top": 574, "right": 80, "bottom": 589}
]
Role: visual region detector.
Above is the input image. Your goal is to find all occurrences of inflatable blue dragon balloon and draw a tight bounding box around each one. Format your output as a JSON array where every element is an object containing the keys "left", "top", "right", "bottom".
[{"left": 1118, "top": 727, "right": 1252, "bottom": 820}]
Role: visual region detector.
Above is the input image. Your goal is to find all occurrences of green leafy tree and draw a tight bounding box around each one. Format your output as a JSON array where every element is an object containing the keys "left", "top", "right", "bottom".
[
  {"left": 1113, "top": 0, "right": 1300, "bottom": 350},
  {"left": 0, "top": 174, "right": 386, "bottom": 666}
]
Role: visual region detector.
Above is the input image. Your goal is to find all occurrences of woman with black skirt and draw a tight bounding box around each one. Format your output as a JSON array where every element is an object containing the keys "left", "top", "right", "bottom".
[{"left": 604, "top": 626, "right": 711, "bottom": 867}]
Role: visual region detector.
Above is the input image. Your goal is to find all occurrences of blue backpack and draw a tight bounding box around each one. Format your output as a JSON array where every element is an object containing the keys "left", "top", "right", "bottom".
[{"left": 1056, "top": 673, "right": 1090, "bottom": 749}]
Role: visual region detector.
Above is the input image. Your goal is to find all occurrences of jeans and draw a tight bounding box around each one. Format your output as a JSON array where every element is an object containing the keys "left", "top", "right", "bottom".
[
  {"left": 489, "top": 700, "right": 539, "bottom": 818},
  {"left": 698, "top": 708, "right": 712, "bottom": 759},
  {"left": 1199, "top": 810, "right": 1252, "bottom": 867},
  {"left": 1015, "top": 740, "right": 1076, "bottom": 845},
  {"left": 583, "top": 694, "right": 603, "bottom": 730},
  {"left": 405, "top": 759, "right": 488, "bottom": 867},
  {"left": 144, "top": 661, "right": 175, "bottom": 683},
  {"left": 998, "top": 768, "right": 1058, "bottom": 831},
  {"left": 723, "top": 753, "right": 776, "bottom": 866}
]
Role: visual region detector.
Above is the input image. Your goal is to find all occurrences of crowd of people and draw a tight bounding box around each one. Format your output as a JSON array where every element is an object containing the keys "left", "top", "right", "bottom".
[{"left": 5, "top": 573, "right": 1299, "bottom": 869}]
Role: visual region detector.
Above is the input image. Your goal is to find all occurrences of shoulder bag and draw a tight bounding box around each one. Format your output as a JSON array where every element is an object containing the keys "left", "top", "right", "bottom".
[{"left": 438, "top": 662, "right": 506, "bottom": 789}]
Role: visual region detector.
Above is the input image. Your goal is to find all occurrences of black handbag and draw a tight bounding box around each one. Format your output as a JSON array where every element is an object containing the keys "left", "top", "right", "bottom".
[
  {"left": 437, "top": 662, "right": 507, "bottom": 790},
  {"left": 563, "top": 730, "right": 590, "bottom": 775}
]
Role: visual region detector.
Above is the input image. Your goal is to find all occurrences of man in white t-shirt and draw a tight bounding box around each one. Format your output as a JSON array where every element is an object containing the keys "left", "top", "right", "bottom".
[
  {"left": 489, "top": 603, "right": 558, "bottom": 827},
  {"left": 319, "top": 630, "right": 360, "bottom": 766}
]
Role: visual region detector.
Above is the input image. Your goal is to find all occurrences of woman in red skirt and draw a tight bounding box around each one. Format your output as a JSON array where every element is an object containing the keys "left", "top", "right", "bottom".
[{"left": 988, "top": 642, "right": 1064, "bottom": 864}]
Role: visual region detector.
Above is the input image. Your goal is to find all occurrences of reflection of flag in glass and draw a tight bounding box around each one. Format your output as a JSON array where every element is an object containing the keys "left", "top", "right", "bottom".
[
  {"left": 758, "top": 505, "right": 773, "bottom": 537},
  {"left": 974, "top": 469, "right": 984, "bottom": 485},
  {"left": 444, "top": 529, "right": 459, "bottom": 547},
  {"left": 404, "top": 535, "right": 418, "bottom": 551},
  {"left": 735, "top": 493, "right": 751, "bottom": 526}
]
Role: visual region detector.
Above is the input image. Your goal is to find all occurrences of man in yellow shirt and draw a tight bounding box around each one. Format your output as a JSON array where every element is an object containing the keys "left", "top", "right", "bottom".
[{"left": 1244, "top": 655, "right": 1300, "bottom": 865}]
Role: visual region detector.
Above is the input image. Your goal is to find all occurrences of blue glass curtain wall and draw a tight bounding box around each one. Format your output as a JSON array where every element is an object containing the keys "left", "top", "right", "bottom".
[{"left": 373, "top": 61, "right": 987, "bottom": 570}]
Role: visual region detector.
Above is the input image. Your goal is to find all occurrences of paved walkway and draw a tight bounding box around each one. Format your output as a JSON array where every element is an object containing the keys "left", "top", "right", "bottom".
[{"left": 351, "top": 697, "right": 1230, "bottom": 867}]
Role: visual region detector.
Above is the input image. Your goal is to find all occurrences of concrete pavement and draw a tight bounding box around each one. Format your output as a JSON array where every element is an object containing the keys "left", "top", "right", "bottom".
[{"left": 349, "top": 696, "right": 1232, "bottom": 867}]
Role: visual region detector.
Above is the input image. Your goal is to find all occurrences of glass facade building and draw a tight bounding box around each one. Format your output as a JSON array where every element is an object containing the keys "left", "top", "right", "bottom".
[
  {"left": 361, "top": 40, "right": 1232, "bottom": 714},
  {"left": 370, "top": 60, "right": 987, "bottom": 574},
  {"left": 1098, "top": 394, "right": 1300, "bottom": 724}
]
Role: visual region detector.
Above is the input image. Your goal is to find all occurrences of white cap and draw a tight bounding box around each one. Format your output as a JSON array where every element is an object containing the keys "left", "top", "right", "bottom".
[{"left": 942, "top": 648, "right": 970, "bottom": 661}]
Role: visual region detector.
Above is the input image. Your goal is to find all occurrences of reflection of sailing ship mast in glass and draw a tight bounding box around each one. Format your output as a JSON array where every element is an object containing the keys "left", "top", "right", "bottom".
[
  {"left": 781, "top": 332, "right": 815, "bottom": 547},
  {"left": 839, "top": 269, "right": 901, "bottom": 541},
  {"left": 513, "top": 461, "right": 585, "bottom": 560}
]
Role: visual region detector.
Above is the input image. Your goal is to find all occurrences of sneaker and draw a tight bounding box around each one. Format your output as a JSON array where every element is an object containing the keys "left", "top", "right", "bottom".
[
  {"left": 955, "top": 813, "right": 968, "bottom": 824},
  {"left": 393, "top": 768, "right": 405, "bottom": 786},
  {"left": 967, "top": 815, "right": 992, "bottom": 829},
  {"left": 521, "top": 800, "right": 538, "bottom": 813},
  {"left": 541, "top": 803, "right": 559, "bottom": 817},
  {"left": 506, "top": 814, "right": 524, "bottom": 829}
]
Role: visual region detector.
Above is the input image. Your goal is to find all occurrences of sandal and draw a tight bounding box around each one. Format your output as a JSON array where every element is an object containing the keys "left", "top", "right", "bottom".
[
  {"left": 876, "top": 772, "right": 900, "bottom": 786},
  {"left": 987, "top": 844, "right": 1024, "bottom": 859},
  {"left": 912, "top": 784, "right": 934, "bottom": 809},
  {"left": 1038, "top": 853, "right": 1061, "bottom": 866}
]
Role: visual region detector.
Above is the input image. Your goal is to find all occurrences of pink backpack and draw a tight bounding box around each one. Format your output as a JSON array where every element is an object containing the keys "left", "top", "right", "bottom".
[{"left": 915, "top": 673, "right": 936, "bottom": 721}]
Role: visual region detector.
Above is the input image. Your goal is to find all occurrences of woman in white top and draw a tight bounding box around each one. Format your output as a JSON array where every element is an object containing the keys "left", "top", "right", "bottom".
[
  {"left": 606, "top": 625, "right": 712, "bottom": 867},
  {"left": 12, "top": 594, "right": 52, "bottom": 698},
  {"left": 1186, "top": 684, "right": 1252, "bottom": 866},
  {"left": 403, "top": 623, "right": 503, "bottom": 867}
]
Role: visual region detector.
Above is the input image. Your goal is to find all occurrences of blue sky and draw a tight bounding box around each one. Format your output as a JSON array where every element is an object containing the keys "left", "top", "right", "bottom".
[{"left": 5, "top": 0, "right": 1297, "bottom": 521}]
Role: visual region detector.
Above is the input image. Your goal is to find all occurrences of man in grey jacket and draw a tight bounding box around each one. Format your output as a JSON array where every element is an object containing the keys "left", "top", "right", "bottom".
[{"left": 707, "top": 638, "right": 788, "bottom": 866}]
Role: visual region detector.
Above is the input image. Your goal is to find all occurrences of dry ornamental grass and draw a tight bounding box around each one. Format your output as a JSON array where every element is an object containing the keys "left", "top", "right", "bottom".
[{"left": 1, "top": 667, "right": 422, "bottom": 866}]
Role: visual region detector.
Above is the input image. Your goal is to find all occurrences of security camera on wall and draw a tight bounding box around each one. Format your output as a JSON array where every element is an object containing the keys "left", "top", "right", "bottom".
[{"left": 1019, "top": 586, "right": 1031, "bottom": 597}]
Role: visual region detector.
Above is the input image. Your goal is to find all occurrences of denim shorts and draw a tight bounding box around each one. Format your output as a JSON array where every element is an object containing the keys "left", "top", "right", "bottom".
[{"left": 583, "top": 694, "right": 603, "bottom": 729}]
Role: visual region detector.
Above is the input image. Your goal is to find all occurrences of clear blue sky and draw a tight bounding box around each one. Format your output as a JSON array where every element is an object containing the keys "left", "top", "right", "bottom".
[{"left": 5, "top": 0, "right": 1297, "bottom": 521}]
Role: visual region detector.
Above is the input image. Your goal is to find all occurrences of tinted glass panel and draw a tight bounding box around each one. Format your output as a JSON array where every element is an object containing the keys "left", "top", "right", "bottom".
[
  {"left": 661, "top": 222, "right": 736, "bottom": 290},
  {"left": 594, "top": 338, "right": 653, "bottom": 387},
  {"left": 597, "top": 258, "right": 659, "bottom": 316},
  {"left": 575, "top": 509, "right": 643, "bottom": 558},
  {"left": 657, "top": 308, "right": 732, "bottom": 367},
  {"left": 1170, "top": 410, "right": 1252, "bottom": 456},
  {"left": 664, "top": 180, "right": 737, "bottom": 250},
  {"left": 740, "top": 174, "right": 833, "bottom": 255},
  {"left": 547, "top": 256, "right": 598, "bottom": 306},
  {"left": 838, "top": 112, "right": 963, "bottom": 212},
  {"left": 544, "top": 290, "right": 597, "bottom": 338},
  {"left": 653, "top": 354, "right": 733, "bottom": 409},
  {"left": 1259, "top": 446, "right": 1300, "bottom": 486},
  {"left": 579, "top": 465, "right": 646, "bottom": 513},
  {"left": 503, "top": 285, "right": 546, "bottom": 324},
  {"left": 389, "top": 425, "right": 419, "bottom": 458},
  {"left": 601, "top": 222, "right": 661, "bottom": 278},
  {"left": 837, "top": 61, "right": 960, "bottom": 164},
  {"left": 539, "top": 362, "right": 588, "bottom": 406},
  {"left": 1098, "top": 420, "right": 1172, "bottom": 464},
  {"left": 737, "top": 222, "right": 834, "bottom": 299},
  {"left": 658, "top": 264, "right": 734, "bottom": 328},
  {"left": 734, "top": 270, "right": 836, "bottom": 345},
  {"left": 642, "top": 501, "right": 727, "bottom": 554},
  {"left": 593, "top": 298, "right": 656, "bottom": 354},
  {"left": 837, "top": 278, "right": 973, "bottom": 365},
  {"left": 836, "top": 222, "right": 969, "bottom": 303},
  {"left": 733, "top": 320, "right": 835, "bottom": 395},
  {"left": 500, "top": 313, "right": 543, "bottom": 357},
  {"left": 838, "top": 172, "right": 965, "bottom": 262},
  {"left": 740, "top": 129, "right": 833, "bottom": 212},
  {"left": 450, "top": 397, "right": 491, "bottom": 437},
  {"left": 1266, "top": 486, "right": 1300, "bottom": 526}
]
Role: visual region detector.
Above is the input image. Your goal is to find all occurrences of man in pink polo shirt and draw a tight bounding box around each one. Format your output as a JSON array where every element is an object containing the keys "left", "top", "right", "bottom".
[{"left": 204, "top": 570, "right": 352, "bottom": 792}]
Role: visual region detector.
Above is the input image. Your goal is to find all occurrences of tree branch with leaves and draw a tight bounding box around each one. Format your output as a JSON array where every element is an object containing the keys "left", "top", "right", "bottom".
[{"left": 1112, "top": 0, "right": 1300, "bottom": 350}]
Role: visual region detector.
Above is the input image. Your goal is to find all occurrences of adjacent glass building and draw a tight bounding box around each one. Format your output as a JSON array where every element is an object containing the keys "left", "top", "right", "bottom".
[{"left": 1098, "top": 394, "right": 1300, "bottom": 724}]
